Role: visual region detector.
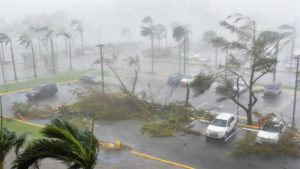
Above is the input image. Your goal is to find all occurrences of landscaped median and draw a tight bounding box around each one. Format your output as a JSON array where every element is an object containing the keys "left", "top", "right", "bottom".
[{"left": 0, "top": 69, "right": 110, "bottom": 95}]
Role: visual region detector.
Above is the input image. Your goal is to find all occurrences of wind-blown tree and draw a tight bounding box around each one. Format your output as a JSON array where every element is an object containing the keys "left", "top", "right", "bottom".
[
  {"left": 215, "top": 13, "right": 292, "bottom": 124},
  {"left": 203, "top": 30, "right": 219, "bottom": 65},
  {"left": 154, "top": 24, "right": 167, "bottom": 48},
  {"left": 211, "top": 36, "right": 231, "bottom": 80},
  {"left": 71, "top": 20, "right": 84, "bottom": 55},
  {"left": 18, "top": 34, "right": 37, "bottom": 77},
  {"left": 121, "top": 28, "right": 132, "bottom": 42},
  {"left": 36, "top": 27, "right": 56, "bottom": 74},
  {"left": 278, "top": 25, "right": 296, "bottom": 72},
  {"left": 0, "top": 33, "right": 17, "bottom": 81},
  {"left": 12, "top": 119, "right": 99, "bottom": 169},
  {"left": 141, "top": 16, "right": 155, "bottom": 73},
  {"left": 172, "top": 25, "right": 188, "bottom": 75},
  {"left": 56, "top": 32, "right": 73, "bottom": 71},
  {"left": 0, "top": 96, "right": 26, "bottom": 169}
]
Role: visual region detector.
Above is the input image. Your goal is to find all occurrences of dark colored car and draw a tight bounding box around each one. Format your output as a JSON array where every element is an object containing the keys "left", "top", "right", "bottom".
[
  {"left": 26, "top": 83, "right": 58, "bottom": 100},
  {"left": 167, "top": 74, "right": 183, "bottom": 85},
  {"left": 79, "top": 74, "right": 100, "bottom": 84}
]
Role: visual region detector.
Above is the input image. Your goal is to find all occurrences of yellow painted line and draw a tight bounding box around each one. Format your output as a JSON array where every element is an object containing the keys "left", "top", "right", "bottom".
[
  {"left": 130, "top": 150, "right": 195, "bottom": 169},
  {"left": 238, "top": 124, "right": 260, "bottom": 130},
  {"left": 2, "top": 116, "right": 44, "bottom": 128},
  {"left": 0, "top": 88, "right": 33, "bottom": 96},
  {"left": 0, "top": 80, "right": 77, "bottom": 96},
  {"left": 57, "top": 80, "right": 77, "bottom": 85}
]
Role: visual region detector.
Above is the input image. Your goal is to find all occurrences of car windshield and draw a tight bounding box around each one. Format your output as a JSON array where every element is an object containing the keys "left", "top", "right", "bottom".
[
  {"left": 262, "top": 123, "right": 280, "bottom": 133},
  {"left": 210, "top": 119, "right": 227, "bottom": 127}
]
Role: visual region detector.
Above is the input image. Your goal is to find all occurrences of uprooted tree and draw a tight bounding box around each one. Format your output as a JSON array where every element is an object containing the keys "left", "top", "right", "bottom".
[{"left": 213, "top": 13, "right": 293, "bottom": 125}]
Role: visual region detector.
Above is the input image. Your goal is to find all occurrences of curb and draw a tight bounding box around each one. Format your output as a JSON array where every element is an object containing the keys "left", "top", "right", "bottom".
[{"left": 130, "top": 150, "right": 195, "bottom": 169}]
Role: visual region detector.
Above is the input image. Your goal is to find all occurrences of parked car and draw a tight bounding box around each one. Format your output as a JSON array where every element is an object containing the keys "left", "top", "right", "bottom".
[
  {"left": 180, "top": 74, "right": 196, "bottom": 86},
  {"left": 206, "top": 113, "right": 237, "bottom": 140},
  {"left": 256, "top": 116, "right": 287, "bottom": 144},
  {"left": 26, "top": 83, "right": 58, "bottom": 100},
  {"left": 264, "top": 82, "right": 282, "bottom": 96},
  {"left": 233, "top": 81, "right": 248, "bottom": 94},
  {"left": 79, "top": 74, "right": 101, "bottom": 84},
  {"left": 167, "top": 74, "right": 183, "bottom": 86}
]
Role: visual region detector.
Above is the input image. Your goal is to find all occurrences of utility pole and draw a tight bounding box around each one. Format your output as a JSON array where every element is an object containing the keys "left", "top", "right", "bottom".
[
  {"left": 292, "top": 55, "right": 300, "bottom": 127},
  {"left": 95, "top": 44, "right": 105, "bottom": 93}
]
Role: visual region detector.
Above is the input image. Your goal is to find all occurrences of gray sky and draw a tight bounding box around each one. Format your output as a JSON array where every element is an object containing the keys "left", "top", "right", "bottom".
[{"left": 0, "top": 0, "right": 299, "bottom": 43}]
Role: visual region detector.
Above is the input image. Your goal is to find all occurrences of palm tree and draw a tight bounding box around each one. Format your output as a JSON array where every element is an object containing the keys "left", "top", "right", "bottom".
[
  {"left": 18, "top": 34, "right": 37, "bottom": 78},
  {"left": 0, "top": 33, "right": 17, "bottom": 81},
  {"left": 0, "top": 96, "right": 26, "bottom": 169},
  {"left": 141, "top": 16, "right": 155, "bottom": 73},
  {"left": 36, "top": 27, "right": 56, "bottom": 74},
  {"left": 154, "top": 24, "right": 166, "bottom": 48},
  {"left": 12, "top": 119, "right": 99, "bottom": 169},
  {"left": 172, "top": 26, "right": 187, "bottom": 75},
  {"left": 71, "top": 20, "right": 84, "bottom": 55},
  {"left": 56, "top": 32, "right": 73, "bottom": 71},
  {"left": 203, "top": 30, "right": 218, "bottom": 65},
  {"left": 210, "top": 36, "right": 230, "bottom": 80},
  {"left": 121, "top": 28, "right": 131, "bottom": 42}
]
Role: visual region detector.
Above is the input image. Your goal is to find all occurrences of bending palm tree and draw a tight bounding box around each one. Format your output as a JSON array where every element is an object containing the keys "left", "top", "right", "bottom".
[
  {"left": 56, "top": 32, "right": 73, "bottom": 71},
  {"left": 172, "top": 26, "right": 187, "bottom": 75},
  {"left": 0, "top": 33, "right": 18, "bottom": 81},
  {"left": 12, "top": 119, "right": 99, "bottom": 169},
  {"left": 18, "top": 34, "right": 37, "bottom": 78},
  {"left": 141, "top": 16, "right": 155, "bottom": 73},
  {"left": 0, "top": 96, "right": 26, "bottom": 169},
  {"left": 36, "top": 27, "right": 56, "bottom": 74},
  {"left": 71, "top": 20, "right": 84, "bottom": 55}
]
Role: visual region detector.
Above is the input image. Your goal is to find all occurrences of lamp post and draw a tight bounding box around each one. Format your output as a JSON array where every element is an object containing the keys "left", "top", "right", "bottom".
[
  {"left": 292, "top": 55, "right": 300, "bottom": 127},
  {"left": 95, "top": 44, "right": 105, "bottom": 93}
]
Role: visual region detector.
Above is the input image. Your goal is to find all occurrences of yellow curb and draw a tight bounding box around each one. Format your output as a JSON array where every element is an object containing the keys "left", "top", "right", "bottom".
[
  {"left": 57, "top": 80, "right": 77, "bottom": 85},
  {"left": 238, "top": 124, "right": 260, "bottom": 130},
  {"left": 0, "top": 88, "right": 33, "bottom": 96},
  {"left": 130, "top": 150, "right": 195, "bottom": 169},
  {"left": 2, "top": 116, "right": 44, "bottom": 128},
  {"left": 0, "top": 80, "right": 77, "bottom": 96}
]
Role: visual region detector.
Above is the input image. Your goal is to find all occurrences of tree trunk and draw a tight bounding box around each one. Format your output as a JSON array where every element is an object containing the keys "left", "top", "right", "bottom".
[
  {"left": 65, "top": 38, "right": 68, "bottom": 58},
  {"left": 178, "top": 42, "right": 181, "bottom": 74},
  {"left": 151, "top": 37, "right": 154, "bottom": 73},
  {"left": 0, "top": 49, "right": 6, "bottom": 83},
  {"left": 68, "top": 38, "right": 73, "bottom": 71},
  {"left": 31, "top": 43, "right": 37, "bottom": 78},
  {"left": 37, "top": 37, "right": 42, "bottom": 59},
  {"left": 215, "top": 47, "right": 218, "bottom": 66},
  {"left": 49, "top": 36, "right": 56, "bottom": 74},
  {"left": 225, "top": 48, "right": 228, "bottom": 80},
  {"left": 10, "top": 41, "right": 17, "bottom": 81},
  {"left": 273, "top": 40, "right": 279, "bottom": 84},
  {"left": 0, "top": 43, "right": 5, "bottom": 63},
  {"left": 183, "top": 37, "right": 187, "bottom": 75},
  {"left": 246, "top": 110, "right": 252, "bottom": 125},
  {"left": 80, "top": 31, "right": 84, "bottom": 55},
  {"left": 0, "top": 160, "right": 3, "bottom": 169},
  {"left": 185, "top": 83, "right": 190, "bottom": 108}
]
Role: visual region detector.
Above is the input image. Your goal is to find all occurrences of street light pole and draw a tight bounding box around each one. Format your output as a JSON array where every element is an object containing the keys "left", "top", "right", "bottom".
[
  {"left": 95, "top": 44, "right": 105, "bottom": 93},
  {"left": 292, "top": 55, "right": 300, "bottom": 127}
]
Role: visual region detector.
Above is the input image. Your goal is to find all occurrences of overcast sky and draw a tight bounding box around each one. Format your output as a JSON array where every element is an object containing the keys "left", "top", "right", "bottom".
[{"left": 0, "top": 0, "right": 299, "bottom": 43}]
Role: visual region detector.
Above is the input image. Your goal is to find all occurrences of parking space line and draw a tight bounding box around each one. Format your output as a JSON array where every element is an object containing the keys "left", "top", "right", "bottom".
[
  {"left": 130, "top": 150, "right": 195, "bottom": 169},
  {"left": 224, "top": 129, "right": 238, "bottom": 142}
]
